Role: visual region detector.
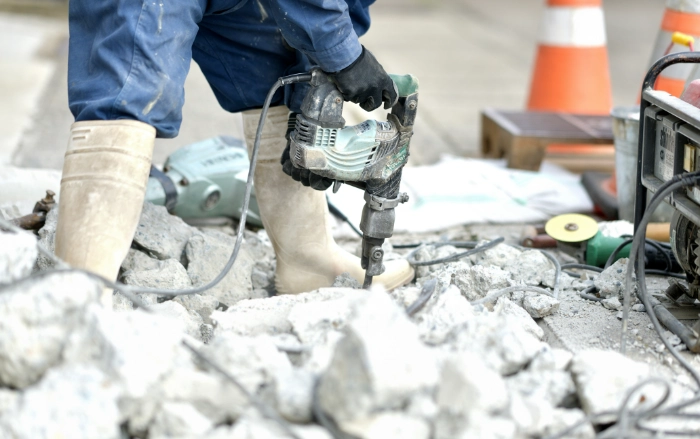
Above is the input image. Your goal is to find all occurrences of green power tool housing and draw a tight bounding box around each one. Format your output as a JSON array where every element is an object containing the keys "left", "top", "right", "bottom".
[
  {"left": 290, "top": 69, "right": 419, "bottom": 287},
  {"left": 145, "top": 136, "right": 263, "bottom": 227}
]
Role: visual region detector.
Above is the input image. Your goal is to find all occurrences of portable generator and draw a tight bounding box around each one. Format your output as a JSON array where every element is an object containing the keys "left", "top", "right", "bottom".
[{"left": 635, "top": 52, "right": 700, "bottom": 352}]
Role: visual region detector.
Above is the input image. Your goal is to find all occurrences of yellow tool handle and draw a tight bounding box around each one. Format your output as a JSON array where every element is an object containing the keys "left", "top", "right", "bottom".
[
  {"left": 672, "top": 32, "right": 695, "bottom": 48},
  {"left": 646, "top": 222, "right": 670, "bottom": 242}
]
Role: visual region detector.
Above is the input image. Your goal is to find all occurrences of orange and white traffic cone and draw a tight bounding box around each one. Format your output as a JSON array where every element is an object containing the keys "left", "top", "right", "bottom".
[
  {"left": 649, "top": 1, "right": 700, "bottom": 97},
  {"left": 527, "top": 0, "right": 612, "bottom": 115}
]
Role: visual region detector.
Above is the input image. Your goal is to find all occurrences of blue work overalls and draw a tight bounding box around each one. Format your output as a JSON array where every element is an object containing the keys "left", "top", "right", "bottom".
[{"left": 68, "top": 0, "right": 374, "bottom": 138}]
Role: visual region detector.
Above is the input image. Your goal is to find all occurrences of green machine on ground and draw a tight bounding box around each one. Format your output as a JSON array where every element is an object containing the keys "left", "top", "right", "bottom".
[{"left": 145, "top": 136, "right": 263, "bottom": 227}]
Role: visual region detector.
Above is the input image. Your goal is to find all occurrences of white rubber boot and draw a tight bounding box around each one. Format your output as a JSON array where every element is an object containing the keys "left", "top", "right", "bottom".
[
  {"left": 55, "top": 120, "right": 155, "bottom": 307},
  {"left": 242, "top": 106, "right": 414, "bottom": 294}
]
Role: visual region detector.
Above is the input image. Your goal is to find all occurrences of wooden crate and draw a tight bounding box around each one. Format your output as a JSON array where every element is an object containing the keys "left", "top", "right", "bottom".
[{"left": 481, "top": 108, "right": 615, "bottom": 172}]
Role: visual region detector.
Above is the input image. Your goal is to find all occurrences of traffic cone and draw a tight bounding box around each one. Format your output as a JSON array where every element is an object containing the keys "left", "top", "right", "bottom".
[
  {"left": 649, "top": 1, "right": 700, "bottom": 97},
  {"left": 527, "top": 0, "right": 612, "bottom": 115}
]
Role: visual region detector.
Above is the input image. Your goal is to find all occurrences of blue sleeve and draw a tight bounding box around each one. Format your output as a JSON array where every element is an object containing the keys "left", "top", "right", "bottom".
[
  {"left": 262, "top": 0, "right": 363, "bottom": 73},
  {"left": 346, "top": 0, "right": 374, "bottom": 37}
]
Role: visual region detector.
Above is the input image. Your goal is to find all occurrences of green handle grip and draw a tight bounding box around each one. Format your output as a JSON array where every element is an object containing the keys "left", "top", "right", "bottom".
[
  {"left": 586, "top": 232, "right": 631, "bottom": 267},
  {"left": 390, "top": 74, "right": 419, "bottom": 97}
]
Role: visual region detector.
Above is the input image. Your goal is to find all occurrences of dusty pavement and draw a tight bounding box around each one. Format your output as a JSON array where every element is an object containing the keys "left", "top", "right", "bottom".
[{"left": 3, "top": 0, "right": 700, "bottom": 438}]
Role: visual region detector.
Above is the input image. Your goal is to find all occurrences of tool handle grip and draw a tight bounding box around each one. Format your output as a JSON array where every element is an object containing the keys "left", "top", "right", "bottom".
[
  {"left": 389, "top": 74, "right": 419, "bottom": 98},
  {"left": 645, "top": 222, "right": 670, "bottom": 242}
]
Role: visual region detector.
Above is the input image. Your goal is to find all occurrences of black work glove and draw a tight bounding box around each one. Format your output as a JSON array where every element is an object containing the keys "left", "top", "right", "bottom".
[
  {"left": 281, "top": 113, "right": 334, "bottom": 191},
  {"left": 328, "top": 46, "right": 398, "bottom": 112}
]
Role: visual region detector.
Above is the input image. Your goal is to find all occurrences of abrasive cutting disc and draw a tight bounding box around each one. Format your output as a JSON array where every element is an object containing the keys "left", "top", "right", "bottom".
[{"left": 545, "top": 214, "right": 599, "bottom": 243}]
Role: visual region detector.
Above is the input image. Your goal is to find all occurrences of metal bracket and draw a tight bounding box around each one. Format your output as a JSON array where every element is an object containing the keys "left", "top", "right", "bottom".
[{"left": 364, "top": 192, "right": 409, "bottom": 211}]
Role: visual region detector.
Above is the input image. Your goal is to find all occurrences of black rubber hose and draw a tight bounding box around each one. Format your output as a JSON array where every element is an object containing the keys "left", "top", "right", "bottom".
[
  {"left": 405, "top": 237, "right": 505, "bottom": 266},
  {"left": 406, "top": 278, "right": 438, "bottom": 316}
]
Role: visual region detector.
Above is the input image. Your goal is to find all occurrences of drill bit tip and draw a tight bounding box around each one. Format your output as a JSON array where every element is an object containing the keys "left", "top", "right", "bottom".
[{"left": 362, "top": 273, "right": 373, "bottom": 290}]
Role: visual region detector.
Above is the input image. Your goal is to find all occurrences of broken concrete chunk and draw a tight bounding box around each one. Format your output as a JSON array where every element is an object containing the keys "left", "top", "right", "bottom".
[
  {"left": 318, "top": 292, "right": 439, "bottom": 424},
  {"left": 64, "top": 306, "right": 185, "bottom": 400},
  {"left": 528, "top": 346, "right": 573, "bottom": 372},
  {"left": 174, "top": 293, "right": 219, "bottom": 324},
  {"left": 459, "top": 264, "right": 512, "bottom": 301},
  {"left": 389, "top": 285, "right": 421, "bottom": 309},
  {"left": 507, "top": 368, "right": 576, "bottom": 408},
  {"left": 288, "top": 292, "right": 367, "bottom": 346},
  {"left": 296, "top": 330, "right": 345, "bottom": 375},
  {"left": 228, "top": 410, "right": 332, "bottom": 439},
  {"left": 406, "top": 391, "right": 439, "bottom": 423},
  {"left": 133, "top": 202, "right": 194, "bottom": 262},
  {"left": 570, "top": 350, "right": 657, "bottom": 421},
  {"left": 200, "top": 323, "right": 214, "bottom": 343},
  {"left": 197, "top": 333, "right": 292, "bottom": 401},
  {"left": 343, "top": 412, "right": 431, "bottom": 439},
  {"left": 251, "top": 266, "right": 273, "bottom": 290},
  {"left": 121, "top": 248, "right": 161, "bottom": 272},
  {"left": 272, "top": 333, "right": 305, "bottom": 353},
  {"left": 273, "top": 367, "right": 315, "bottom": 423},
  {"left": 522, "top": 293, "right": 560, "bottom": 318},
  {"left": 0, "top": 230, "right": 37, "bottom": 285},
  {"left": 185, "top": 230, "right": 257, "bottom": 306},
  {"left": 0, "top": 389, "right": 18, "bottom": 416},
  {"left": 0, "top": 365, "right": 121, "bottom": 439},
  {"left": 541, "top": 408, "right": 595, "bottom": 439},
  {"left": 435, "top": 410, "right": 516, "bottom": 439},
  {"left": 470, "top": 241, "right": 521, "bottom": 268},
  {"left": 601, "top": 296, "right": 622, "bottom": 311},
  {"left": 594, "top": 258, "right": 629, "bottom": 298},
  {"left": 451, "top": 265, "right": 474, "bottom": 298},
  {"left": 432, "top": 244, "right": 458, "bottom": 262},
  {"left": 122, "top": 258, "right": 192, "bottom": 290},
  {"left": 414, "top": 285, "right": 475, "bottom": 344},
  {"left": 503, "top": 250, "right": 553, "bottom": 286},
  {"left": 410, "top": 245, "right": 434, "bottom": 279},
  {"left": 632, "top": 303, "right": 645, "bottom": 312},
  {"left": 151, "top": 300, "right": 205, "bottom": 340},
  {"left": 412, "top": 244, "right": 465, "bottom": 278},
  {"left": 118, "top": 258, "right": 192, "bottom": 308},
  {"left": 495, "top": 297, "right": 543, "bottom": 340},
  {"left": 542, "top": 270, "right": 574, "bottom": 290},
  {"left": 149, "top": 402, "right": 213, "bottom": 438},
  {"left": 113, "top": 292, "right": 136, "bottom": 312},
  {"left": 448, "top": 307, "right": 544, "bottom": 375},
  {"left": 0, "top": 271, "right": 99, "bottom": 388},
  {"left": 156, "top": 366, "right": 248, "bottom": 426},
  {"left": 460, "top": 415, "right": 518, "bottom": 439},
  {"left": 437, "top": 352, "right": 509, "bottom": 415},
  {"left": 242, "top": 229, "right": 275, "bottom": 262},
  {"left": 211, "top": 289, "right": 348, "bottom": 337},
  {"left": 508, "top": 392, "right": 555, "bottom": 438}
]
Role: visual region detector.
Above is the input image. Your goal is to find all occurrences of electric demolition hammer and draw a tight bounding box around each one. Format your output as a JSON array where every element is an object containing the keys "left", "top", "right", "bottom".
[{"left": 289, "top": 69, "right": 419, "bottom": 288}]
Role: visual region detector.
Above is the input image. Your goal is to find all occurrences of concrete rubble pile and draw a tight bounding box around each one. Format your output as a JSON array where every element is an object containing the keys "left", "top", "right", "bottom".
[{"left": 0, "top": 202, "right": 696, "bottom": 439}]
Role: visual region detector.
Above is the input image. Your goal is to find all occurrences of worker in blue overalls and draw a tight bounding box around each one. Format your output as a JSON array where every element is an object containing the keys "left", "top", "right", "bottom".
[{"left": 55, "top": 0, "right": 414, "bottom": 306}]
